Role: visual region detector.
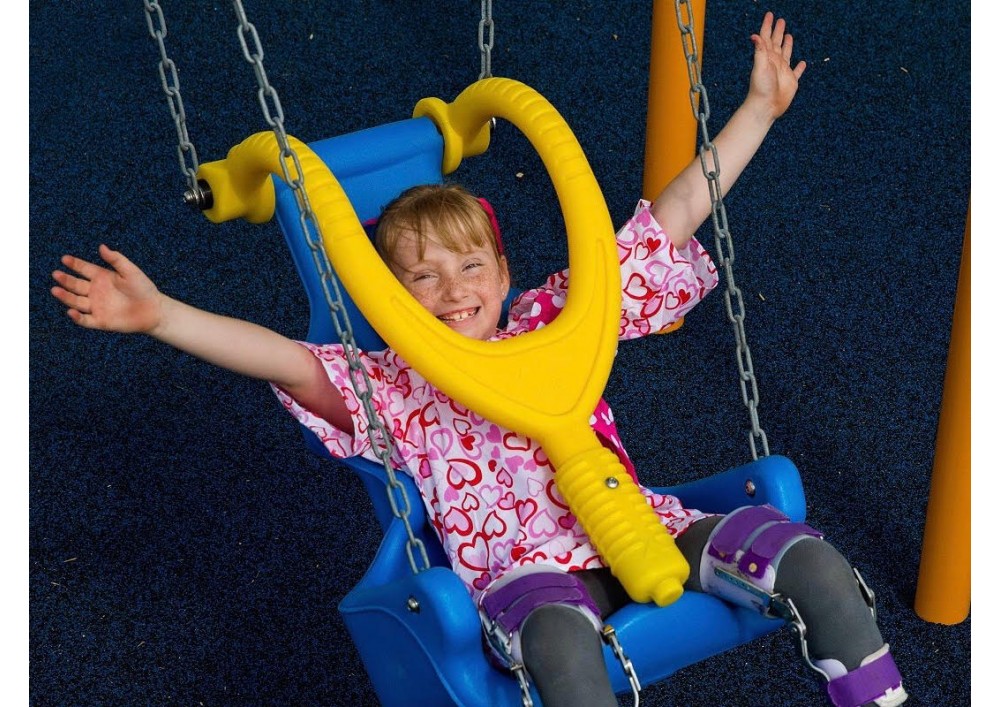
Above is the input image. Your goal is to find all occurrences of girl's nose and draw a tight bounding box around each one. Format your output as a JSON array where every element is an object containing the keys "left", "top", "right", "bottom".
[{"left": 440, "top": 273, "right": 467, "bottom": 301}]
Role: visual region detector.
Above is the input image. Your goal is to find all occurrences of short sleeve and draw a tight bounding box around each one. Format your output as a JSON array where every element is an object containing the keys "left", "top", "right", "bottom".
[
  {"left": 270, "top": 342, "right": 403, "bottom": 463},
  {"left": 503, "top": 200, "right": 718, "bottom": 340},
  {"left": 616, "top": 199, "right": 719, "bottom": 339}
]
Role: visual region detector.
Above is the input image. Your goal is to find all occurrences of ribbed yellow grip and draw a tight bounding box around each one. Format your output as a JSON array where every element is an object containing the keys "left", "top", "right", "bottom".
[{"left": 557, "top": 444, "right": 689, "bottom": 606}]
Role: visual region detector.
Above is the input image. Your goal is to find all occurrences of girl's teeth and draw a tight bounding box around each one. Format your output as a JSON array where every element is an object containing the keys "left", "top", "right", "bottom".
[{"left": 442, "top": 309, "right": 475, "bottom": 322}]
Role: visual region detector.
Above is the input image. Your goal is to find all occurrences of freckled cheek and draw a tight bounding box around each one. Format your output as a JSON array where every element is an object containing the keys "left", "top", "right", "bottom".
[
  {"left": 402, "top": 284, "right": 439, "bottom": 311},
  {"left": 468, "top": 271, "right": 501, "bottom": 291}
]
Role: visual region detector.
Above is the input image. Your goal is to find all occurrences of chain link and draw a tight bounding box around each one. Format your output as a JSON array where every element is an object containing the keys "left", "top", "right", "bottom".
[
  {"left": 511, "top": 663, "right": 533, "bottom": 707},
  {"left": 674, "top": 0, "right": 769, "bottom": 459},
  {"left": 142, "top": 0, "right": 203, "bottom": 197},
  {"left": 478, "top": 0, "right": 494, "bottom": 79},
  {"left": 602, "top": 626, "right": 642, "bottom": 707},
  {"left": 228, "top": 0, "right": 431, "bottom": 573}
]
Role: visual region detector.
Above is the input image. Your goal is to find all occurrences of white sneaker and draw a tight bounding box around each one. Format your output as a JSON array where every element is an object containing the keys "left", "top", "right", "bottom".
[{"left": 873, "top": 684, "right": 908, "bottom": 706}]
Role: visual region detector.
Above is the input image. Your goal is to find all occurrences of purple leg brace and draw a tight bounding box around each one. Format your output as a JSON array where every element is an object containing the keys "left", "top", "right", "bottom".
[
  {"left": 482, "top": 569, "right": 601, "bottom": 636},
  {"left": 480, "top": 567, "right": 602, "bottom": 667},
  {"left": 701, "top": 504, "right": 823, "bottom": 613},
  {"left": 708, "top": 504, "right": 823, "bottom": 580},
  {"left": 826, "top": 648, "right": 906, "bottom": 707}
]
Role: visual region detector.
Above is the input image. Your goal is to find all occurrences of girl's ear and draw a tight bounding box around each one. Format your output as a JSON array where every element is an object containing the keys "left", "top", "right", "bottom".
[{"left": 498, "top": 255, "right": 511, "bottom": 298}]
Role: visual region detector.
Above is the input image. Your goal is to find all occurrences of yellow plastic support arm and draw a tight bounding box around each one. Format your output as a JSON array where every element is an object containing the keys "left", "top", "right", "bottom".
[{"left": 197, "top": 78, "right": 688, "bottom": 606}]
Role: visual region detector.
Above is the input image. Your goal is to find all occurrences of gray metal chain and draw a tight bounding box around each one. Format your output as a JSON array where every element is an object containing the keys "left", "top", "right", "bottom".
[
  {"left": 602, "top": 626, "right": 641, "bottom": 707},
  {"left": 673, "top": 0, "right": 770, "bottom": 460},
  {"left": 142, "top": 0, "right": 206, "bottom": 204},
  {"left": 228, "top": 0, "right": 431, "bottom": 573},
  {"left": 478, "top": 0, "right": 494, "bottom": 79}
]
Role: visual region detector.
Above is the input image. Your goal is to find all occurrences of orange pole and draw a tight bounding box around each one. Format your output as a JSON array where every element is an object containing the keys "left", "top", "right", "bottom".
[
  {"left": 914, "top": 205, "right": 971, "bottom": 624},
  {"left": 643, "top": 0, "right": 705, "bottom": 201}
]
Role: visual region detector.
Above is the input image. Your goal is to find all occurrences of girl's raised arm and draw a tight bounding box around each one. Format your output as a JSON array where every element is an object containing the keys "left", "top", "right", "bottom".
[{"left": 651, "top": 12, "right": 806, "bottom": 249}]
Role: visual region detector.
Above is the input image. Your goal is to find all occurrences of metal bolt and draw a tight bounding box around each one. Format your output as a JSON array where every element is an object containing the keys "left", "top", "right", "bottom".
[
  {"left": 183, "top": 179, "right": 213, "bottom": 211},
  {"left": 605, "top": 477, "right": 619, "bottom": 489},
  {"left": 406, "top": 596, "right": 420, "bottom": 613},
  {"left": 744, "top": 479, "right": 757, "bottom": 497}
]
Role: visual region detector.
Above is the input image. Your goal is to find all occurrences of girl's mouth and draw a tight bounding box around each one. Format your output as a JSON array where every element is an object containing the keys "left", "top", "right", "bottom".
[{"left": 438, "top": 307, "right": 479, "bottom": 323}]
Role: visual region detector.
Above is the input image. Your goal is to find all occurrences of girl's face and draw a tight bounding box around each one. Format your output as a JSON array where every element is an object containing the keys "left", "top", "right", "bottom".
[{"left": 388, "top": 227, "right": 510, "bottom": 342}]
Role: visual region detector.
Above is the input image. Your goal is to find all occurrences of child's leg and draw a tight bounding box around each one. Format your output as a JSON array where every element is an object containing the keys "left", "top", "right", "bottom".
[
  {"left": 775, "top": 538, "right": 885, "bottom": 669},
  {"left": 479, "top": 566, "right": 617, "bottom": 707},
  {"left": 677, "top": 518, "right": 884, "bottom": 666},
  {"left": 676, "top": 510, "right": 907, "bottom": 707},
  {"left": 520, "top": 604, "right": 618, "bottom": 707}
]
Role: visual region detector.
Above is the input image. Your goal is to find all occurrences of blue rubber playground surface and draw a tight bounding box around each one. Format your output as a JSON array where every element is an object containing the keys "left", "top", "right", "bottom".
[{"left": 29, "top": 2, "right": 971, "bottom": 704}]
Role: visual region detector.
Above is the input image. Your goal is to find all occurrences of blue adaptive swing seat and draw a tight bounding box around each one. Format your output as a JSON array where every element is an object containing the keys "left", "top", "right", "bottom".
[{"left": 271, "top": 115, "right": 807, "bottom": 706}]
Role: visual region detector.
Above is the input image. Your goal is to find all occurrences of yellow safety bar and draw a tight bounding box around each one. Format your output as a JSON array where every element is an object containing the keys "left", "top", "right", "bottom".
[{"left": 196, "top": 78, "right": 689, "bottom": 606}]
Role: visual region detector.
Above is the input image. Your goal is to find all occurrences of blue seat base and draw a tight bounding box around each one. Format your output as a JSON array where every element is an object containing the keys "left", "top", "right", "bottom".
[{"left": 339, "top": 454, "right": 805, "bottom": 706}]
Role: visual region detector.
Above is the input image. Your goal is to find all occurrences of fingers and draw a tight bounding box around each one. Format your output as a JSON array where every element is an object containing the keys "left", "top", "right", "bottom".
[
  {"left": 51, "top": 266, "right": 90, "bottom": 297},
  {"left": 59, "top": 245, "right": 134, "bottom": 280},
  {"left": 761, "top": 12, "right": 786, "bottom": 49},
  {"left": 51, "top": 249, "right": 109, "bottom": 327},
  {"left": 53, "top": 245, "right": 137, "bottom": 296},
  {"left": 51, "top": 258, "right": 95, "bottom": 321},
  {"left": 98, "top": 243, "right": 138, "bottom": 276},
  {"left": 759, "top": 11, "right": 774, "bottom": 41},
  {"left": 51, "top": 275, "right": 108, "bottom": 329},
  {"left": 58, "top": 253, "right": 101, "bottom": 281},
  {"left": 64, "top": 308, "right": 87, "bottom": 326},
  {"left": 50, "top": 282, "right": 91, "bottom": 317},
  {"left": 98, "top": 243, "right": 119, "bottom": 264},
  {"left": 62, "top": 305, "right": 97, "bottom": 330},
  {"left": 757, "top": 12, "right": 798, "bottom": 67},
  {"left": 782, "top": 32, "right": 794, "bottom": 63},
  {"left": 770, "top": 17, "right": 787, "bottom": 49}
]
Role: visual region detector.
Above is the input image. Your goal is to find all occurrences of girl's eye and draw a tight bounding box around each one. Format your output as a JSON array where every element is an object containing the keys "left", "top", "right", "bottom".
[
  {"left": 463, "top": 262, "right": 484, "bottom": 272},
  {"left": 411, "top": 273, "right": 435, "bottom": 283}
]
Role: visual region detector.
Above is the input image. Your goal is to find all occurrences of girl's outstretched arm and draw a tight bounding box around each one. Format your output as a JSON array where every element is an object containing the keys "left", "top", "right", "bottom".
[
  {"left": 52, "top": 244, "right": 353, "bottom": 433},
  {"left": 651, "top": 11, "right": 807, "bottom": 248}
]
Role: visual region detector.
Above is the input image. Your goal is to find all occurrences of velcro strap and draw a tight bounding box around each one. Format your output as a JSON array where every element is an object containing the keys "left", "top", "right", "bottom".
[
  {"left": 827, "top": 651, "right": 903, "bottom": 707},
  {"left": 738, "top": 521, "right": 823, "bottom": 579},
  {"left": 708, "top": 505, "right": 788, "bottom": 561},
  {"left": 482, "top": 571, "right": 598, "bottom": 635}
]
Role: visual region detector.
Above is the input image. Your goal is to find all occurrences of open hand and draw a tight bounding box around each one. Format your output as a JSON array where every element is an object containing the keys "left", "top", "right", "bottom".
[
  {"left": 51, "top": 244, "right": 163, "bottom": 333},
  {"left": 747, "top": 12, "right": 807, "bottom": 121}
]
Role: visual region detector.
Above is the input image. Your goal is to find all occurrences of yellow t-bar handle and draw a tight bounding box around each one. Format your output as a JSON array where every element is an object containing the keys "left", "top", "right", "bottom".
[{"left": 196, "top": 78, "right": 688, "bottom": 606}]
